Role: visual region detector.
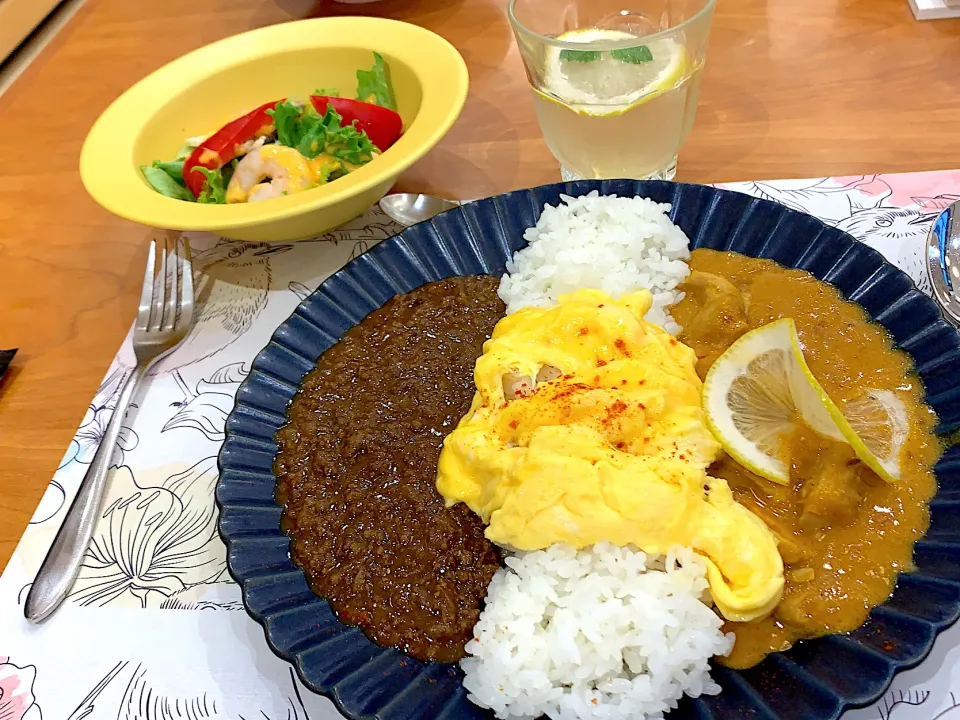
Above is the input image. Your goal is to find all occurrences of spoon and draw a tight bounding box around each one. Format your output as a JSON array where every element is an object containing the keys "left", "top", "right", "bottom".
[
  {"left": 379, "top": 193, "right": 461, "bottom": 227},
  {"left": 925, "top": 198, "right": 960, "bottom": 327}
]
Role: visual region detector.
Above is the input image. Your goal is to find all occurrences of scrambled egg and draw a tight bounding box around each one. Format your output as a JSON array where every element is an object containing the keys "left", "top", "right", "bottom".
[{"left": 436, "top": 289, "right": 784, "bottom": 622}]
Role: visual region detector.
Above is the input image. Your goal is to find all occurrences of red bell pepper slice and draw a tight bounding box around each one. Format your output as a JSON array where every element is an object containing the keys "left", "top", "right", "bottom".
[
  {"left": 183, "top": 100, "right": 282, "bottom": 198},
  {"left": 309, "top": 96, "right": 402, "bottom": 153}
]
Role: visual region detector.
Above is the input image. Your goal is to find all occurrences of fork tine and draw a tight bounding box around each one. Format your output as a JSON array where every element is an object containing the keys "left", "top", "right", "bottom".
[
  {"left": 136, "top": 240, "right": 157, "bottom": 331},
  {"left": 153, "top": 238, "right": 167, "bottom": 331},
  {"left": 164, "top": 237, "right": 179, "bottom": 331},
  {"left": 178, "top": 237, "right": 195, "bottom": 331}
]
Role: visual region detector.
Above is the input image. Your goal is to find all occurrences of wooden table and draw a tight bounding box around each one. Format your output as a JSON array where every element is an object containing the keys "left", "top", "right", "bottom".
[{"left": 0, "top": 0, "right": 957, "bottom": 572}]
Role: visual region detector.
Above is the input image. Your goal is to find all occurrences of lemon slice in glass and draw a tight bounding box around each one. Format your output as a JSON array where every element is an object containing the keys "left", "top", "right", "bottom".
[
  {"left": 702, "top": 318, "right": 908, "bottom": 484},
  {"left": 542, "top": 29, "right": 687, "bottom": 115}
]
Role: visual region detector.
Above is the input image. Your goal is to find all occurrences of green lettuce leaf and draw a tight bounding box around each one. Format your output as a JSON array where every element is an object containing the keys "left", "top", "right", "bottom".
[
  {"left": 196, "top": 167, "right": 227, "bottom": 204},
  {"left": 313, "top": 87, "right": 339, "bottom": 97},
  {"left": 268, "top": 101, "right": 306, "bottom": 148},
  {"left": 355, "top": 52, "right": 396, "bottom": 110},
  {"left": 140, "top": 165, "right": 193, "bottom": 201},
  {"left": 151, "top": 159, "right": 184, "bottom": 183},
  {"left": 221, "top": 158, "right": 239, "bottom": 188},
  {"left": 173, "top": 142, "right": 196, "bottom": 161},
  {"left": 249, "top": 100, "right": 378, "bottom": 170},
  {"left": 295, "top": 105, "right": 329, "bottom": 159},
  {"left": 269, "top": 101, "right": 334, "bottom": 157},
  {"left": 319, "top": 106, "right": 377, "bottom": 166}
]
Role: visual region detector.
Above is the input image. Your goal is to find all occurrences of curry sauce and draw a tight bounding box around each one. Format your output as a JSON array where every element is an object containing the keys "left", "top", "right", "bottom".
[
  {"left": 274, "top": 277, "right": 504, "bottom": 663},
  {"left": 672, "top": 249, "right": 940, "bottom": 669}
]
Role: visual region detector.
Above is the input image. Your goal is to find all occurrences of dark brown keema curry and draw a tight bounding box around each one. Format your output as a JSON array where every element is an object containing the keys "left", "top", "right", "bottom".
[
  {"left": 274, "top": 276, "right": 504, "bottom": 663},
  {"left": 672, "top": 249, "right": 940, "bottom": 669}
]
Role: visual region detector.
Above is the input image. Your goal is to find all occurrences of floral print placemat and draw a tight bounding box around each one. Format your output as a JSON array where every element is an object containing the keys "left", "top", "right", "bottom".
[{"left": 1, "top": 171, "right": 959, "bottom": 720}]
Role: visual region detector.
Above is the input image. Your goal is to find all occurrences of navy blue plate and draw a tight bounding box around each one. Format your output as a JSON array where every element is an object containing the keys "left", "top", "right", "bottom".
[{"left": 217, "top": 180, "right": 960, "bottom": 720}]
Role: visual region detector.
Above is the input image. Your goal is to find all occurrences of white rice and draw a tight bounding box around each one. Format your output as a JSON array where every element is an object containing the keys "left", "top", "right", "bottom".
[
  {"left": 468, "top": 194, "right": 717, "bottom": 718},
  {"left": 462, "top": 543, "right": 732, "bottom": 720},
  {"left": 498, "top": 192, "right": 692, "bottom": 334}
]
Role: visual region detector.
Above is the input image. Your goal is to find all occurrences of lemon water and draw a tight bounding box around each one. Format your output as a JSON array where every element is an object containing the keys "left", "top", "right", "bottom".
[{"left": 531, "top": 29, "right": 702, "bottom": 180}]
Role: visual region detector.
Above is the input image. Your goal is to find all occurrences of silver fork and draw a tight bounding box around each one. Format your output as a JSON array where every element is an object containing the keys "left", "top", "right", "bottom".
[{"left": 25, "top": 237, "right": 195, "bottom": 622}]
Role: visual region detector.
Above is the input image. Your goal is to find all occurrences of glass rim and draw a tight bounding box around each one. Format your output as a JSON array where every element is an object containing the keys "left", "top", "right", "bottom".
[{"left": 506, "top": 0, "right": 716, "bottom": 51}]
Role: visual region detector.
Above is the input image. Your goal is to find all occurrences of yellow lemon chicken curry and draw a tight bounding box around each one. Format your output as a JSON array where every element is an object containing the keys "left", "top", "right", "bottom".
[
  {"left": 672, "top": 249, "right": 939, "bottom": 668},
  {"left": 438, "top": 252, "right": 939, "bottom": 670},
  {"left": 437, "top": 288, "right": 785, "bottom": 623}
]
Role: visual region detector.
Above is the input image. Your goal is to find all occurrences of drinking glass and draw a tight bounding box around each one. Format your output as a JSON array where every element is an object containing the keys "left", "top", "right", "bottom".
[{"left": 508, "top": 0, "right": 715, "bottom": 181}]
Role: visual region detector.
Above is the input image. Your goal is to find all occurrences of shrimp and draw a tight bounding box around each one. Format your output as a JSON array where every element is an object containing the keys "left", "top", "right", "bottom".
[{"left": 225, "top": 144, "right": 330, "bottom": 203}]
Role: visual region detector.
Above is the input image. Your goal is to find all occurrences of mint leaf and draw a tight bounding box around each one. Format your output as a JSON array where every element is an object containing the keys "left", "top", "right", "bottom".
[
  {"left": 141, "top": 165, "right": 193, "bottom": 201},
  {"left": 611, "top": 46, "right": 653, "bottom": 64},
  {"left": 559, "top": 49, "right": 600, "bottom": 62},
  {"left": 196, "top": 167, "right": 227, "bottom": 204},
  {"left": 355, "top": 52, "right": 397, "bottom": 110}
]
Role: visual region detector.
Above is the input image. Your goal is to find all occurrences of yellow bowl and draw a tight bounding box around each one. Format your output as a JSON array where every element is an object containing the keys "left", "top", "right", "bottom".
[{"left": 80, "top": 18, "right": 468, "bottom": 241}]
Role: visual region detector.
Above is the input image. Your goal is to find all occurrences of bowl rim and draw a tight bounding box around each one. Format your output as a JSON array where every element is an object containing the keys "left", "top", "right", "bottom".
[{"left": 79, "top": 17, "right": 468, "bottom": 232}]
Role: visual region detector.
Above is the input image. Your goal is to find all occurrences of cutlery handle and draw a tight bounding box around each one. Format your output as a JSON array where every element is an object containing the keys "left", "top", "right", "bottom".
[{"left": 24, "top": 364, "right": 147, "bottom": 622}]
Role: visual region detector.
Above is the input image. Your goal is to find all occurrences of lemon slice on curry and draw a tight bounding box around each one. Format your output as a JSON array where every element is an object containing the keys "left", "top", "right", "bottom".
[{"left": 702, "top": 318, "right": 907, "bottom": 484}]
